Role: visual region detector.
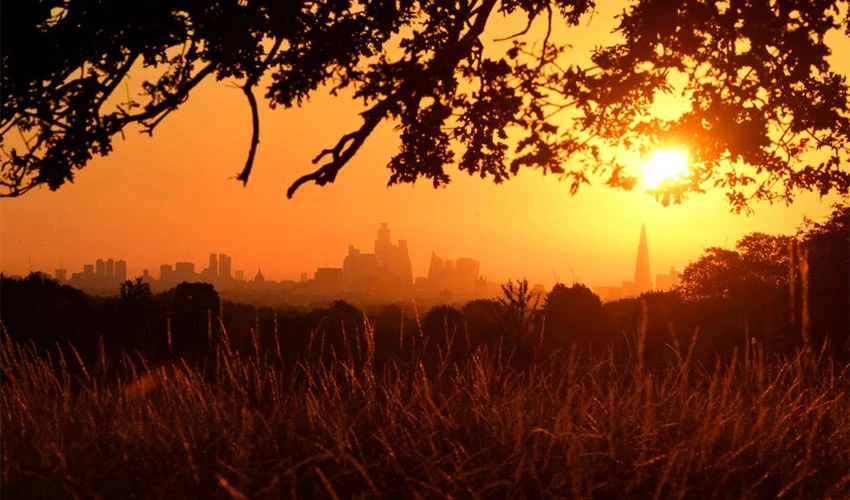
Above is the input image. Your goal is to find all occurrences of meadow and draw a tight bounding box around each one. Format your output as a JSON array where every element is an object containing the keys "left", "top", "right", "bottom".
[{"left": 2, "top": 318, "right": 847, "bottom": 499}]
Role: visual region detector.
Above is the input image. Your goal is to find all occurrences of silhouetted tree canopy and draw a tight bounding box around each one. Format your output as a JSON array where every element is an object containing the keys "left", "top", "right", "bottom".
[
  {"left": 678, "top": 233, "right": 793, "bottom": 302},
  {"left": 540, "top": 283, "right": 605, "bottom": 347},
  {"left": 2, "top": 0, "right": 849, "bottom": 209}
]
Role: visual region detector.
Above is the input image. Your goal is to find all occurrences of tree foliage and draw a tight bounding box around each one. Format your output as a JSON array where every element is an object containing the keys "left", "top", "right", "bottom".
[{"left": 2, "top": 0, "right": 849, "bottom": 210}]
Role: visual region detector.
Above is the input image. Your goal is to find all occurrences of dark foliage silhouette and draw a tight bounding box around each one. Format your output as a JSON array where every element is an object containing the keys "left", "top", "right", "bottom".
[
  {"left": 3, "top": 1, "right": 848, "bottom": 209},
  {"left": 797, "top": 203, "right": 849, "bottom": 356},
  {"left": 169, "top": 282, "right": 221, "bottom": 361},
  {"left": 0, "top": 272, "right": 95, "bottom": 357},
  {"left": 539, "top": 283, "right": 605, "bottom": 351}
]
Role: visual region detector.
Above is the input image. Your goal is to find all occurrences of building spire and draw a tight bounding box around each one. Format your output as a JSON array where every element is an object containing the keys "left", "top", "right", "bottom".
[{"left": 633, "top": 223, "right": 653, "bottom": 295}]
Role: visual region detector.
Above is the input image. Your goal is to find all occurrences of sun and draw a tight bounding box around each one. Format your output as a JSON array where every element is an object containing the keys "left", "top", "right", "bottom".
[{"left": 641, "top": 149, "right": 689, "bottom": 189}]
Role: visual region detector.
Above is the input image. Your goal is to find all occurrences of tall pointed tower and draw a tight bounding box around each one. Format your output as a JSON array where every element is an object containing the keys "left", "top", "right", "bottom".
[{"left": 633, "top": 223, "right": 653, "bottom": 295}]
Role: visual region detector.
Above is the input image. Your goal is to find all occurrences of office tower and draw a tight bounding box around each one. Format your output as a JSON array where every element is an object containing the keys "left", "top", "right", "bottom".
[
  {"left": 95, "top": 258, "right": 106, "bottom": 280},
  {"left": 218, "top": 254, "right": 231, "bottom": 279},
  {"left": 374, "top": 223, "right": 413, "bottom": 284},
  {"left": 83, "top": 264, "right": 95, "bottom": 277},
  {"left": 656, "top": 268, "right": 681, "bottom": 292},
  {"left": 55, "top": 268, "right": 67, "bottom": 282},
  {"left": 115, "top": 260, "right": 127, "bottom": 282},
  {"left": 208, "top": 253, "right": 219, "bottom": 277},
  {"left": 174, "top": 262, "right": 195, "bottom": 281},
  {"left": 633, "top": 223, "right": 653, "bottom": 295},
  {"left": 160, "top": 264, "right": 174, "bottom": 281},
  {"left": 106, "top": 258, "right": 115, "bottom": 281}
]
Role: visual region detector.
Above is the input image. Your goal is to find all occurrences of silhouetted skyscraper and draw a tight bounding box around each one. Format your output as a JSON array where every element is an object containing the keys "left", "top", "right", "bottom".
[
  {"left": 160, "top": 264, "right": 174, "bottom": 282},
  {"left": 373, "top": 223, "right": 413, "bottom": 285},
  {"left": 115, "top": 260, "right": 127, "bottom": 282},
  {"left": 219, "top": 254, "right": 231, "bottom": 279},
  {"left": 208, "top": 253, "right": 219, "bottom": 277},
  {"left": 174, "top": 262, "right": 195, "bottom": 281},
  {"left": 55, "top": 268, "right": 67, "bottom": 282},
  {"left": 105, "top": 258, "right": 114, "bottom": 281},
  {"left": 95, "top": 258, "right": 106, "bottom": 280},
  {"left": 633, "top": 223, "right": 653, "bottom": 295}
]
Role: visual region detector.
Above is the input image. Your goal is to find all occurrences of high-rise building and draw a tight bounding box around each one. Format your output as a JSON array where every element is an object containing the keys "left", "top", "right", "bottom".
[
  {"left": 83, "top": 264, "right": 95, "bottom": 277},
  {"left": 160, "top": 264, "right": 174, "bottom": 281},
  {"left": 115, "top": 260, "right": 127, "bottom": 282},
  {"left": 55, "top": 268, "right": 67, "bottom": 282},
  {"left": 373, "top": 223, "right": 413, "bottom": 284},
  {"left": 106, "top": 258, "right": 115, "bottom": 281},
  {"left": 218, "top": 254, "right": 231, "bottom": 279},
  {"left": 174, "top": 262, "right": 195, "bottom": 281},
  {"left": 656, "top": 268, "right": 681, "bottom": 292},
  {"left": 95, "top": 259, "right": 106, "bottom": 280},
  {"left": 208, "top": 254, "right": 219, "bottom": 277},
  {"left": 633, "top": 224, "right": 653, "bottom": 295}
]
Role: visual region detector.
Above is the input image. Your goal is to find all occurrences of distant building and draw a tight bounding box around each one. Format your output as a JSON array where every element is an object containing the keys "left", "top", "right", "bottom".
[
  {"left": 374, "top": 222, "right": 413, "bottom": 285},
  {"left": 55, "top": 268, "right": 67, "bottom": 282},
  {"left": 160, "top": 264, "right": 174, "bottom": 282},
  {"left": 115, "top": 260, "right": 127, "bottom": 282},
  {"left": 300, "top": 272, "right": 308, "bottom": 282},
  {"left": 343, "top": 246, "right": 380, "bottom": 292},
  {"left": 208, "top": 253, "right": 219, "bottom": 277},
  {"left": 419, "top": 252, "right": 484, "bottom": 297},
  {"left": 633, "top": 224, "right": 653, "bottom": 295},
  {"left": 95, "top": 259, "right": 106, "bottom": 280},
  {"left": 106, "top": 258, "right": 115, "bottom": 281},
  {"left": 313, "top": 267, "right": 343, "bottom": 294},
  {"left": 254, "top": 268, "right": 265, "bottom": 283},
  {"left": 174, "top": 262, "right": 195, "bottom": 281},
  {"left": 656, "top": 268, "right": 681, "bottom": 292},
  {"left": 218, "top": 254, "right": 232, "bottom": 279}
]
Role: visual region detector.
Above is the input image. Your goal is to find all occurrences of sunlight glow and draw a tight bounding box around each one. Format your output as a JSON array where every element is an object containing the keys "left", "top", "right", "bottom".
[{"left": 641, "top": 149, "right": 689, "bottom": 189}]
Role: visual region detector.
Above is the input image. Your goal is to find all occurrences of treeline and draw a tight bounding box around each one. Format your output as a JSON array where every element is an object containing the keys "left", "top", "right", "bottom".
[{"left": 2, "top": 204, "right": 846, "bottom": 370}]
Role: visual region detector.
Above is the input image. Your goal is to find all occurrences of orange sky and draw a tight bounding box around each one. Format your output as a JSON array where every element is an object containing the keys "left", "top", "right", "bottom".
[{"left": 1, "top": 3, "right": 847, "bottom": 289}]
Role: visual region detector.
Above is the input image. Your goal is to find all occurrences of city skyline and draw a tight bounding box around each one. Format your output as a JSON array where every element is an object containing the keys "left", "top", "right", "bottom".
[{"left": 17, "top": 222, "right": 680, "bottom": 303}]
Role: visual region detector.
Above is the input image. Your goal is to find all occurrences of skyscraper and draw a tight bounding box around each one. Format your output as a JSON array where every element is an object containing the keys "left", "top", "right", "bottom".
[
  {"left": 95, "top": 258, "right": 106, "bottom": 280},
  {"left": 106, "top": 258, "right": 115, "bottom": 281},
  {"left": 218, "top": 254, "right": 231, "bottom": 279},
  {"left": 208, "top": 253, "right": 219, "bottom": 277},
  {"left": 633, "top": 223, "right": 653, "bottom": 295},
  {"left": 115, "top": 260, "right": 127, "bottom": 282}
]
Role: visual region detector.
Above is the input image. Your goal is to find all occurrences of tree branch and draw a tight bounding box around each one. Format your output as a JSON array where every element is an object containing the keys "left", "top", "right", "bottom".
[
  {"left": 236, "top": 37, "right": 283, "bottom": 185},
  {"left": 286, "top": 0, "right": 500, "bottom": 198},
  {"left": 237, "top": 84, "right": 260, "bottom": 185}
]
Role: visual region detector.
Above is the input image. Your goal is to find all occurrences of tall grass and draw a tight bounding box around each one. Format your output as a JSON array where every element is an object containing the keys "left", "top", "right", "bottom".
[{"left": 2, "top": 320, "right": 848, "bottom": 499}]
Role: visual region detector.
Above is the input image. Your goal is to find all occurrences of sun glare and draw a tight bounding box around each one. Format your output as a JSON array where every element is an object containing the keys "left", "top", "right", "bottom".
[{"left": 641, "top": 149, "right": 689, "bottom": 189}]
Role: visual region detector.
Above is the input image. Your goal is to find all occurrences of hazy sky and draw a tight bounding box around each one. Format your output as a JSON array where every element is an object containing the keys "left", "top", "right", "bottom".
[{"left": 1, "top": 3, "right": 847, "bottom": 288}]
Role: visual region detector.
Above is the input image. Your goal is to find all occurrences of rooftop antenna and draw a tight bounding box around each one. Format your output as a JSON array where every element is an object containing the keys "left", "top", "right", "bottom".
[{"left": 569, "top": 267, "right": 578, "bottom": 285}]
